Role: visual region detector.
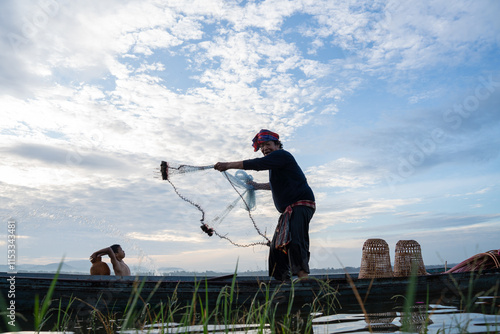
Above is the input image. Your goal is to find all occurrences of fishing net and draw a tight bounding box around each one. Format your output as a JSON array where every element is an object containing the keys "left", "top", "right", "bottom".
[
  {"left": 159, "top": 161, "right": 270, "bottom": 247},
  {"left": 160, "top": 161, "right": 214, "bottom": 180}
]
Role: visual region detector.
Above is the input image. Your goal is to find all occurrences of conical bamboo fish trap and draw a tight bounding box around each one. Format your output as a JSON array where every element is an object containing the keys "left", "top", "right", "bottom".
[
  {"left": 358, "top": 238, "right": 393, "bottom": 279},
  {"left": 394, "top": 240, "right": 427, "bottom": 277}
]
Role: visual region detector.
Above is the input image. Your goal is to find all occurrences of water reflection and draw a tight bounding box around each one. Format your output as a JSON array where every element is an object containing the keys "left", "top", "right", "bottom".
[
  {"left": 121, "top": 324, "right": 271, "bottom": 333},
  {"left": 105, "top": 304, "right": 500, "bottom": 334},
  {"left": 312, "top": 304, "right": 500, "bottom": 334}
]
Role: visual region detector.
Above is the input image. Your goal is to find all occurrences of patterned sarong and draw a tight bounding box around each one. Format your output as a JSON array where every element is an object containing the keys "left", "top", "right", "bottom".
[{"left": 274, "top": 200, "right": 316, "bottom": 254}]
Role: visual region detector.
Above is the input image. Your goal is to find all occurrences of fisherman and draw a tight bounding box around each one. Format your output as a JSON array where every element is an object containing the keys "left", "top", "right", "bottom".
[
  {"left": 90, "top": 244, "right": 131, "bottom": 276},
  {"left": 214, "top": 129, "right": 315, "bottom": 281}
]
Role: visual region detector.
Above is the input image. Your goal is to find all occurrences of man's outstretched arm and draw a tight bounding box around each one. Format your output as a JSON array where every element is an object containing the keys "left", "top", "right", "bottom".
[{"left": 214, "top": 161, "right": 244, "bottom": 171}]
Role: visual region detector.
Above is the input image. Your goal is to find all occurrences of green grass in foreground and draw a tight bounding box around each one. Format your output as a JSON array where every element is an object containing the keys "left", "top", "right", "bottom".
[{"left": 29, "top": 270, "right": 339, "bottom": 333}]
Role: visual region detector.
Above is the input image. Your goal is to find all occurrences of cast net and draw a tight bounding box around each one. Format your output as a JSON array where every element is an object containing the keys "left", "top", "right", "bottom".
[{"left": 159, "top": 161, "right": 271, "bottom": 247}]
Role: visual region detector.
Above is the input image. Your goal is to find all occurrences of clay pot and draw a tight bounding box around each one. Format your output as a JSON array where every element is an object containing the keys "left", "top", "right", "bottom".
[{"left": 90, "top": 256, "right": 110, "bottom": 275}]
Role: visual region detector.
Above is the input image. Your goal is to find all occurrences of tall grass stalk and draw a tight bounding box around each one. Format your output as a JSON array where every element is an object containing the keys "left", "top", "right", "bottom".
[
  {"left": 73, "top": 295, "right": 117, "bottom": 334},
  {"left": 400, "top": 262, "right": 419, "bottom": 332},
  {"left": 33, "top": 259, "right": 63, "bottom": 331},
  {"left": 344, "top": 271, "right": 372, "bottom": 332},
  {"left": 52, "top": 296, "right": 75, "bottom": 331},
  {"left": 122, "top": 278, "right": 147, "bottom": 330},
  {"left": 131, "top": 275, "right": 337, "bottom": 333}
]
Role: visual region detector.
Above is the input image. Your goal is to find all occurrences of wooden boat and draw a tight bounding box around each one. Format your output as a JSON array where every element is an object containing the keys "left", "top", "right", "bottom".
[{"left": 2, "top": 268, "right": 499, "bottom": 319}]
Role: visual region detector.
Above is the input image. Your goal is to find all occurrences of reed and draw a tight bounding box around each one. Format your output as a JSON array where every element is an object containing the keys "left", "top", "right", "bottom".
[
  {"left": 37, "top": 275, "right": 337, "bottom": 333},
  {"left": 53, "top": 296, "right": 75, "bottom": 331},
  {"left": 33, "top": 260, "right": 63, "bottom": 331}
]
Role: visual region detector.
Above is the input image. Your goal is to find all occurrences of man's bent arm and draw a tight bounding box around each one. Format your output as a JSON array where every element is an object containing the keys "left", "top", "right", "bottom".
[
  {"left": 214, "top": 162, "right": 270, "bottom": 190},
  {"left": 249, "top": 181, "right": 271, "bottom": 190}
]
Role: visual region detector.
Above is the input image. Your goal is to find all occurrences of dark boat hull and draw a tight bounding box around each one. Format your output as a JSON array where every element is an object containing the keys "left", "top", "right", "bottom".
[{"left": 2, "top": 269, "right": 499, "bottom": 320}]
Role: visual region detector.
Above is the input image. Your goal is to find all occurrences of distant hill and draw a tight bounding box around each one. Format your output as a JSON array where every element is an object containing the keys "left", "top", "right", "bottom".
[{"left": 0, "top": 262, "right": 82, "bottom": 274}]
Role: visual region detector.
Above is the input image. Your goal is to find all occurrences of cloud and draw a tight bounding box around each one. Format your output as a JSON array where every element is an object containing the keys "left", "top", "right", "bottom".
[
  {"left": 310, "top": 197, "right": 421, "bottom": 235},
  {"left": 400, "top": 213, "right": 500, "bottom": 231},
  {"left": 320, "top": 77, "right": 500, "bottom": 185},
  {"left": 445, "top": 187, "right": 492, "bottom": 198},
  {"left": 4, "top": 143, "right": 123, "bottom": 169},
  {"left": 127, "top": 229, "right": 204, "bottom": 243},
  {"left": 307, "top": 158, "right": 382, "bottom": 190}
]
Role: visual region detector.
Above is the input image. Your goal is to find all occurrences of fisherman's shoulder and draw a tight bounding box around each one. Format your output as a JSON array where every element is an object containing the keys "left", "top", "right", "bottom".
[
  {"left": 269, "top": 149, "right": 292, "bottom": 157},
  {"left": 268, "top": 149, "right": 296, "bottom": 162}
]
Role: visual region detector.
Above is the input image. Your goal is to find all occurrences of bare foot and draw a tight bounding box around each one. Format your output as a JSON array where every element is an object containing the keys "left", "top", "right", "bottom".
[{"left": 297, "top": 270, "right": 309, "bottom": 279}]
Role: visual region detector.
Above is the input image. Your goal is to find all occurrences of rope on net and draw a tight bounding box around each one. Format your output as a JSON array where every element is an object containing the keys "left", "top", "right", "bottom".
[{"left": 160, "top": 161, "right": 270, "bottom": 247}]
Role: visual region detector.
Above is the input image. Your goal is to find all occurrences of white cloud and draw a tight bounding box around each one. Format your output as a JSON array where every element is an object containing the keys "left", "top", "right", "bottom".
[
  {"left": 127, "top": 230, "right": 204, "bottom": 243},
  {"left": 312, "top": 197, "right": 420, "bottom": 232},
  {"left": 307, "top": 158, "right": 382, "bottom": 189}
]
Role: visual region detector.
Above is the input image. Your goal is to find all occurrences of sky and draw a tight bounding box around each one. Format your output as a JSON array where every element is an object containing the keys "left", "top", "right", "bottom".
[{"left": 1, "top": 0, "right": 499, "bottom": 275}]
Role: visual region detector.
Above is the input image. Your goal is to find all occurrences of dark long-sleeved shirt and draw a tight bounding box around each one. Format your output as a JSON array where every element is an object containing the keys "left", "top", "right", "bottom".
[{"left": 243, "top": 150, "right": 315, "bottom": 213}]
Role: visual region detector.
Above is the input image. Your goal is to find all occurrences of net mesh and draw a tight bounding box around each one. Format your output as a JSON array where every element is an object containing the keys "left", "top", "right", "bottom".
[
  {"left": 160, "top": 161, "right": 215, "bottom": 180},
  {"left": 159, "top": 161, "right": 271, "bottom": 247}
]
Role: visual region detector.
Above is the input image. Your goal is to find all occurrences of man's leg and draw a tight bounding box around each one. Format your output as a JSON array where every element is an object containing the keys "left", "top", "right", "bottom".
[
  {"left": 268, "top": 251, "right": 290, "bottom": 281},
  {"left": 288, "top": 206, "right": 314, "bottom": 278},
  {"left": 269, "top": 232, "right": 291, "bottom": 281}
]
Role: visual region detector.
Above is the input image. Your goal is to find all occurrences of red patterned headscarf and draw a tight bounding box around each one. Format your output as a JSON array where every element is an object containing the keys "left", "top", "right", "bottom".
[{"left": 252, "top": 129, "right": 279, "bottom": 152}]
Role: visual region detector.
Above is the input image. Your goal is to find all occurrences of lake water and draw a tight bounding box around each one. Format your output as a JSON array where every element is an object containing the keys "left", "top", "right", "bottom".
[
  {"left": 311, "top": 305, "right": 500, "bottom": 334},
  {"left": 83, "top": 304, "right": 499, "bottom": 333},
  {"left": 4, "top": 306, "right": 499, "bottom": 334},
  {"left": 113, "top": 306, "right": 500, "bottom": 333}
]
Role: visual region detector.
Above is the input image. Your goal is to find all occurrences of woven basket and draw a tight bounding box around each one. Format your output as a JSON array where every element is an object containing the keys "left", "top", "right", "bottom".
[
  {"left": 394, "top": 240, "right": 427, "bottom": 277},
  {"left": 358, "top": 239, "right": 393, "bottom": 279}
]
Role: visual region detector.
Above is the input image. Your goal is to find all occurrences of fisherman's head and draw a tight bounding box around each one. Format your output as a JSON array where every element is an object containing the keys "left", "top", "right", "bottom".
[{"left": 252, "top": 129, "right": 282, "bottom": 155}]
